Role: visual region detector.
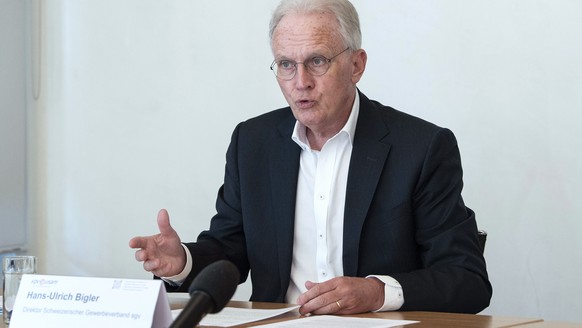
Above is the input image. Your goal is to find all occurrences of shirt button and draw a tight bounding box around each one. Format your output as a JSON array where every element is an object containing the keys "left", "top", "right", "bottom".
[{"left": 319, "top": 194, "right": 325, "bottom": 200}]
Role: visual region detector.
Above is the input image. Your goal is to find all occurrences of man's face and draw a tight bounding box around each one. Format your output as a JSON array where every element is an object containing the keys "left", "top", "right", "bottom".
[{"left": 271, "top": 12, "right": 365, "bottom": 137}]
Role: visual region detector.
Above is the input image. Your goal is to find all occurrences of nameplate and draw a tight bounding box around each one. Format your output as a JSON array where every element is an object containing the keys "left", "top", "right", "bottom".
[{"left": 9, "top": 274, "right": 172, "bottom": 328}]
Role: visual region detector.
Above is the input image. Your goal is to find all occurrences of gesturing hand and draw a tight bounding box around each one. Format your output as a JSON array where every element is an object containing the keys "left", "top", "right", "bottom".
[
  {"left": 296, "top": 276, "right": 385, "bottom": 315},
  {"left": 129, "top": 209, "right": 186, "bottom": 277}
]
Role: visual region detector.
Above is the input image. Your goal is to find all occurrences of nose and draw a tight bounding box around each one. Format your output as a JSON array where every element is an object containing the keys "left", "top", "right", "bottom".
[{"left": 294, "top": 64, "right": 314, "bottom": 90}]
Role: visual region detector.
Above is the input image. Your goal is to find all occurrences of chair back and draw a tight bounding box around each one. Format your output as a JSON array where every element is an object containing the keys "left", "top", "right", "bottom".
[{"left": 477, "top": 230, "right": 487, "bottom": 254}]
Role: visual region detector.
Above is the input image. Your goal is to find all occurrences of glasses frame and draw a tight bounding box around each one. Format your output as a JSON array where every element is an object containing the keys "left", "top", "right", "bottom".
[{"left": 270, "top": 47, "right": 350, "bottom": 81}]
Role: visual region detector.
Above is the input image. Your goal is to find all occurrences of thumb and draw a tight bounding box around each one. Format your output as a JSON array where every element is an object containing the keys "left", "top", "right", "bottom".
[
  {"left": 305, "top": 280, "right": 317, "bottom": 290},
  {"left": 157, "top": 208, "right": 175, "bottom": 236}
]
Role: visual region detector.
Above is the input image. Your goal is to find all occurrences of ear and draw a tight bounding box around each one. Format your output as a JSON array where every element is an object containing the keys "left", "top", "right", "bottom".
[{"left": 351, "top": 49, "right": 367, "bottom": 84}]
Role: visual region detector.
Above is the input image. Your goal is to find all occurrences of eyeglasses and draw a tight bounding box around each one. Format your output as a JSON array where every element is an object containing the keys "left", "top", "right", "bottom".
[{"left": 270, "top": 47, "right": 350, "bottom": 81}]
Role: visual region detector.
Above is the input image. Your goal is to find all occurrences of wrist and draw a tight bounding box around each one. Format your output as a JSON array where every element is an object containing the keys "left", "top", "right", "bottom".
[
  {"left": 366, "top": 276, "right": 386, "bottom": 310},
  {"left": 162, "top": 244, "right": 192, "bottom": 283},
  {"left": 366, "top": 275, "right": 404, "bottom": 312}
]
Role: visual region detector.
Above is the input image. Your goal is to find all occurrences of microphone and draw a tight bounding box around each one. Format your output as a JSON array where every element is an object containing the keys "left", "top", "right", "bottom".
[{"left": 170, "top": 260, "right": 239, "bottom": 328}]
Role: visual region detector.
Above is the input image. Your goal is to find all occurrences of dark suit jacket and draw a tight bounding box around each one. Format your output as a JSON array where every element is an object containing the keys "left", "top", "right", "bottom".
[{"left": 171, "top": 91, "right": 492, "bottom": 313}]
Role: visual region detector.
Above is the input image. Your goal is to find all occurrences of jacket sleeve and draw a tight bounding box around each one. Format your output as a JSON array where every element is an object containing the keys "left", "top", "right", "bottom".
[{"left": 391, "top": 128, "right": 492, "bottom": 313}]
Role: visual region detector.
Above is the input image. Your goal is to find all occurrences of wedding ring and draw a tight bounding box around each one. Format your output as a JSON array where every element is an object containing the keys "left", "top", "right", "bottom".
[{"left": 336, "top": 301, "right": 342, "bottom": 310}]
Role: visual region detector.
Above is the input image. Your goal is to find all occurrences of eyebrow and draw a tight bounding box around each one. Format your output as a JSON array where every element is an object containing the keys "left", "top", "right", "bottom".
[{"left": 275, "top": 52, "right": 328, "bottom": 62}]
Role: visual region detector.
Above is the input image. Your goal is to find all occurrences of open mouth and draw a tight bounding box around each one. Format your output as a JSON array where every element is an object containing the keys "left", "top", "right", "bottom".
[{"left": 296, "top": 100, "right": 316, "bottom": 109}]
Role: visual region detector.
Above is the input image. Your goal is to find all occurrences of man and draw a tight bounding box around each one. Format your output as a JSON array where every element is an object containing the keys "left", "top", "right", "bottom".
[{"left": 129, "top": 0, "right": 492, "bottom": 315}]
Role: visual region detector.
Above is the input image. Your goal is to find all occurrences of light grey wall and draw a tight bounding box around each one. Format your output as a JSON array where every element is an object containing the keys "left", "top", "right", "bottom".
[
  {"left": 26, "top": 0, "right": 582, "bottom": 322},
  {"left": 0, "top": 0, "right": 27, "bottom": 251}
]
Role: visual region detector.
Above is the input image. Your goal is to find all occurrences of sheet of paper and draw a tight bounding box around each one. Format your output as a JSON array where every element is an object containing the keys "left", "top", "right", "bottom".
[
  {"left": 252, "top": 315, "right": 418, "bottom": 328},
  {"left": 171, "top": 305, "right": 300, "bottom": 327}
]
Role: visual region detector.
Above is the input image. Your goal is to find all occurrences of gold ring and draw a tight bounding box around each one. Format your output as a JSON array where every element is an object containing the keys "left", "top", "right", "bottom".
[{"left": 335, "top": 301, "right": 342, "bottom": 310}]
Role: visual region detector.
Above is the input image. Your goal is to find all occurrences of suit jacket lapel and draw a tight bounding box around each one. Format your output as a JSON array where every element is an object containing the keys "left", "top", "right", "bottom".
[
  {"left": 343, "top": 93, "right": 392, "bottom": 277},
  {"left": 266, "top": 95, "right": 391, "bottom": 287},
  {"left": 269, "top": 113, "right": 300, "bottom": 300}
]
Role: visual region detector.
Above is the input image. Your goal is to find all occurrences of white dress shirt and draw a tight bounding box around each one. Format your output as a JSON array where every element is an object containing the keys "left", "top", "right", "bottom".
[
  {"left": 285, "top": 91, "right": 403, "bottom": 311},
  {"left": 165, "top": 91, "right": 403, "bottom": 311}
]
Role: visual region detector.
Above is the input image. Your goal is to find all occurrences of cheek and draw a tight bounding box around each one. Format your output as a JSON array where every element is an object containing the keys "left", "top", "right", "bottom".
[
  {"left": 276, "top": 82, "right": 296, "bottom": 105},
  {"left": 279, "top": 77, "right": 298, "bottom": 89},
  {"left": 276, "top": 80, "right": 291, "bottom": 96}
]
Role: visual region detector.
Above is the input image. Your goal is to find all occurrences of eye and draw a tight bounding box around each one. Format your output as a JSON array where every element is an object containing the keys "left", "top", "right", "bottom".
[
  {"left": 278, "top": 60, "right": 295, "bottom": 70},
  {"left": 310, "top": 56, "right": 327, "bottom": 67}
]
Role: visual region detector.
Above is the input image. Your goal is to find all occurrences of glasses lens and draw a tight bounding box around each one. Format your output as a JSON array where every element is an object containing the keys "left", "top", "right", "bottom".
[
  {"left": 307, "top": 57, "right": 330, "bottom": 76},
  {"left": 271, "top": 62, "right": 295, "bottom": 80}
]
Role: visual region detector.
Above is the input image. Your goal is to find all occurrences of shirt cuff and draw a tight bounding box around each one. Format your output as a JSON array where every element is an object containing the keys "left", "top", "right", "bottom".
[
  {"left": 161, "top": 244, "right": 192, "bottom": 286},
  {"left": 366, "top": 275, "right": 405, "bottom": 312}
]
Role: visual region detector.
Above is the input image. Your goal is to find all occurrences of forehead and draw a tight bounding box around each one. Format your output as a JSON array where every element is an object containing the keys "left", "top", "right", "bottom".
[{"left": 271, "top": 12, "right": 343, "bottom": 57}]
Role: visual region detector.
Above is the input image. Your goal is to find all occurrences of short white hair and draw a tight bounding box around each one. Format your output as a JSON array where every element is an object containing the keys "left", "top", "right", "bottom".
[{"left": 269, "top": 0, "right": 362, "bottom": 51}]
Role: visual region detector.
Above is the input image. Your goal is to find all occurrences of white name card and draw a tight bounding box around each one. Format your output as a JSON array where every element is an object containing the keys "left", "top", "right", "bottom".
[{"left": 9, "top": 274, "right": 172, "bottom": 328}]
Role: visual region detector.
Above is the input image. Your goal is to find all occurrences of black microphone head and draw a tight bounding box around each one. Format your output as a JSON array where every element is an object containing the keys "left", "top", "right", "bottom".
[{"left": 188, "top": 260, "right": 239, "bottom": 313}]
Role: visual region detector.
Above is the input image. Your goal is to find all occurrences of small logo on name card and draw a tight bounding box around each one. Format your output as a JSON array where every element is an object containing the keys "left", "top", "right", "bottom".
[
  {"left": 112, "top": 280, "right": 123, "bottom": 289},
  {"left": 30, "top": 278, "right": 59, "bottom": 287}
]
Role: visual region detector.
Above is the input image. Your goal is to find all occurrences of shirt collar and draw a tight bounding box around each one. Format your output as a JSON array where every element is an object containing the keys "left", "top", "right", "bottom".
[{"left": 292, "top": 91, "right": 360, "bottom": 151}]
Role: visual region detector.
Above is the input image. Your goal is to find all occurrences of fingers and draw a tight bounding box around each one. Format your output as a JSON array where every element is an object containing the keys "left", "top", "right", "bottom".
[
  {"left": 131, "top": 242, "right": 155, "bottom": 272},
  {"left": 135, "top": 246, "right": 173, "bottom": 275},
  {"left": 304, "top": 280, "right": 317, "bottom": 290},
  {"left": 297, "top": 280, "right": 340, "bottom": 315},
  {"left": 142, "top": 258, "right": 161, "bottom": 272},
  {"left": 128, "top": 236, "right": 147, "bottom": 249},
  {"left": 128, "top": 209, "right": 174, "bottom": 269},
  {"left": 128, "top": 209, "right": 176, "bottom": 250},
  {"left": 157, "top": 209, "right": 175, "bottom": 236},
  {"left": 298, "top": 296, "right": 343, "bottom": 315},
  {"left": 134, "top": 248, "right": 151, "bottom": 262},
  {"left": 128, "top": 209, "right": 187, "bottom": 277},
  {"left": 299, "top": 280, "right": 335, "bottom": 301},
  {"left": 132, "top": 246, "right": 157, "bottom": 272},
  {"left": 297, "top": 277, "right": 384, "bottom": 315}
]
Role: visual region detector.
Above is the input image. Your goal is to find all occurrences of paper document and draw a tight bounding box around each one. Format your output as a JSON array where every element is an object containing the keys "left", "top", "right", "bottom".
[
  {"left": 171, "top": 305, "right": 300, "bottom": 327},
  {"left": 252, "top": 315, "right": 418, "bottom": 327}
]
